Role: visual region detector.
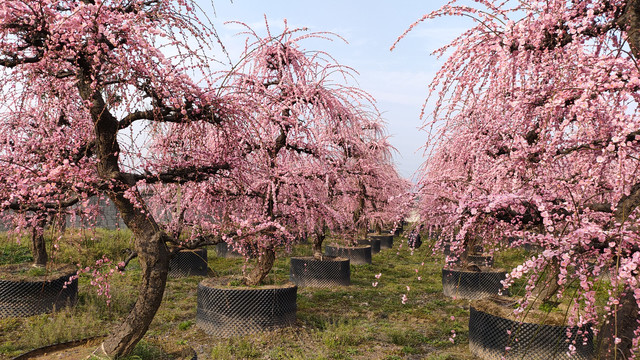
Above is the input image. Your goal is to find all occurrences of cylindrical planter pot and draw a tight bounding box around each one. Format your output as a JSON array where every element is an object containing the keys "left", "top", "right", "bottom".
[
  {"left": 357, "top": 239, "right": 380, "bottom": 254},
  {"left": 441, "top": 268, "right": 507, "bottom": 300},
  {"left": 196, "top": 279, "right": 297, "bottom": 337},
  {"left": 289, "top": 256, "right": 350, "bottom": 287},
  {"left": 469, "top": 306, "right": 594, "bottom": 360},
  {"left": 369, "top": 235, "right": 393, "bottom": 250},
  {"left": 0, "top": 270, "right": 78, "bottom": 318},
  {"left": 325, "top": 244, "right": 372, "bottom": 265},
  {"left": 169, "top": 248, "right": 208, "bottom": 277}
]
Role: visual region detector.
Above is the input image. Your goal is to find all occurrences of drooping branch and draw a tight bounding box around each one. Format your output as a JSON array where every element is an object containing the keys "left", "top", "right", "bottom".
[
  {"left": 117, "top": 105, "right": 225, "bottom": 130},
  {"left": 123, "top": 163, "right": 230, "bottom": 185},
  {"left": 6, "top": 196, "right": 80, "bottom": 213}
]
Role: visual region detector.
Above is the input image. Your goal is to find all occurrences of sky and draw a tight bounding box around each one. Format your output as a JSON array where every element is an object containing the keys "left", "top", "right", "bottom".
[{"left": 195, "top": 0, "right": 474, "bottom": 181}]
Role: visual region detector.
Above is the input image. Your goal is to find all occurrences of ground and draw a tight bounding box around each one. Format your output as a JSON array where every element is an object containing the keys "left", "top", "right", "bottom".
[{"left": 0, "top": 229, "right": 534, "bottom": 360}]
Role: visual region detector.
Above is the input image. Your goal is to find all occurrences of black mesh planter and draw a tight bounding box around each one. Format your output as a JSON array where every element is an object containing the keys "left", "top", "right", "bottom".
[
  {"left": 0, "top": 270, "right": 78, "bottom": 318},
  {"left": 196, "top": 279, "right": 297, "bottom": 337},
  {"left": 325, "top": 244, "right": 372, "bottom": 265},
  {"left": 442, "top": 268, "right": 507, "bottom": 300},
  {"left": 469, "top": 306, "right": 594, "bottom": 360},
  {"left": 357, "top": 239, "right": 380, "bottom": 254},
  {"left": 289, "top": 256, "right": 350, "bottom": 287},
  {"left": 370, "top": 235, "right": 393, "bottom": 250},
  {"left": 169, "top": 248, "right": 208, "bottom": 278}
]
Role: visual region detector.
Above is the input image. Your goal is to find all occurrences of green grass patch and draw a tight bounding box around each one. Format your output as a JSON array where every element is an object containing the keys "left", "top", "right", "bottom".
[{"left": 0, "top": 231, "right": 534, "bottom": 359}]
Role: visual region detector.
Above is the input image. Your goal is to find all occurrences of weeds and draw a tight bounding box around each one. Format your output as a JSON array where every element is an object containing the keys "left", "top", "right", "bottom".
[{"left": 0, "top": 231, "right": 506, "bottom": 359}]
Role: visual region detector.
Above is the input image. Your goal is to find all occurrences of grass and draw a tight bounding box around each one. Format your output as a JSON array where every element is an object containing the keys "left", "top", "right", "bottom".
[{"left": 0, "top": 229, "right": 538, "bottom": 360}]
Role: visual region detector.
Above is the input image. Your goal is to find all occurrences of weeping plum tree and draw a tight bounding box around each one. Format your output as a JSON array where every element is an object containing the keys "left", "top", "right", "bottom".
[
  {"left": 0, "top": 0, "right": 247, "bottom": 357},
  {"left": 0, "top": 0, "right": 402, "bottom": 355},
  {"left": 184, "top": 22, "right": 403, "bottom": 285},
  {"left": 398, "top": 0, "right": 640, "bottom": 358},
  {"left": 312, "top": 126, "right": 411, "bottom": 257},
  {"left": 0, "top": 79, "right": 102, "bottom": 267}
]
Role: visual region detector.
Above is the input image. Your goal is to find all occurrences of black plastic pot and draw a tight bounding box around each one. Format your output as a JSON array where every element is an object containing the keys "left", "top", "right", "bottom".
[
  {"left": 0, "top": 270, "right": 78, "bottom": 318},
  {"left": 168, "top": 248, "right": 208, "bottom": 277},
  {"left": 369, "top": 235, "right": 393, "bottom": 250},
  {"left": 357, "top": 239, "right": 381, "bottom": 254},
  {"left": 324, "top": 244, "right": 372, "bottom": 265},
  {"left": 196, "top": 280, "right": 297, "bottom": 337},
  {"left": 469, "top": 306, "right": 593, "bottom": 360},
  {"left": 289, "top": 256, "right": 350, "bottom": 287},
  {"left": 441, "top": 268, "right": 507, "bottom": 300}
]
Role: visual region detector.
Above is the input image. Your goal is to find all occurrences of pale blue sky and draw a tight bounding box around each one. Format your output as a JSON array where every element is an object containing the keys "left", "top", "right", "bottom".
[{"left": 198, "top": 1, "right": 473, "bottom": 180}]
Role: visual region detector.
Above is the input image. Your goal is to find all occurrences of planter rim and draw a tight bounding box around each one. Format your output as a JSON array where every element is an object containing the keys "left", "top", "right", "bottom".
[
  {"left": 199, "top": 277, "right": 296, "bottom": 290},
  {"left": 470, "top": 296, "right": 578, "bottom": 327},
  {"left": 291, "top": 256, "right": 349, "bottom": 262},
  {"left": 0, "top": 264, "right": 77, "bottom": 283},
  {"left": 326, "top": 244, "right": 371, "bottom": 250},
  {"left": 444, "top": 267, "right": 505, "bottom": 273}
]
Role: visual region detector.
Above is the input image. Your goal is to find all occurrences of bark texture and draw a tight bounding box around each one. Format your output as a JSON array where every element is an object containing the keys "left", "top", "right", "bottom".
[
  {"left": 313, "top": 232, "right": 325, "bottom": 260},
  {"left": 618, "top": 0, "right": 640, "bottom": 60},
  {"left": 597, "top": 290, "right": 638, "bottom": 360},
  {"left": 30, "top": 225, "right": 47, "bottom": 267},
  {"left": 244, "top": 247, "right": 276, "bottom": 286},
  {"left": 77, "top": 62, "right": 171, "bottom": 358}
]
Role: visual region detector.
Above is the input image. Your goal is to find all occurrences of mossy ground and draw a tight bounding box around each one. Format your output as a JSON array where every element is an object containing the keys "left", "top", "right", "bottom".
[{"left": 0, "top": 229, "right": 543, "bottom": 359}]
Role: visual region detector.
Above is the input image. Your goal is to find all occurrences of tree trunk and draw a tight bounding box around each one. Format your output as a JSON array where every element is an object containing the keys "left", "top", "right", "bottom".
[
  {"left": 313, "top": 232, "right": 324, "bottom": 260},
  {"left": 30, "top": 225, "right": 47, "bottom": 267},
  {"left": 76, "top": 64, "right": 171, "bottom": 359},
  {"left": 535, "top": 260, "right": 560, "bottom": 304},
  {"left": 597, "top": 290, "right": 638, "bottom": 360},
  {"left": 100, "top": 193, "right": 170, "bottom": 357},
  {"left": 243, "top": 247, "right": 276, "bottom": 286}
]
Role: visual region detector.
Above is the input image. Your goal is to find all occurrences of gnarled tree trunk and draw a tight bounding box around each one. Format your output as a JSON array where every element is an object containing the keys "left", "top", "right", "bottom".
[
  {"left": 313, "top": 231, "right": 325, "bottom": 260},
  {"left": 30, "top": 218, "right": 48, "bottom": 267},
  {"left": 99, "top": 193, "right": 171, "bottom": 357},
  {"left": 243, "top": 247, "right": 276, "bottom": 286},
  {"left": 77, "top": 63, "right": 171, "bottom": 359}
]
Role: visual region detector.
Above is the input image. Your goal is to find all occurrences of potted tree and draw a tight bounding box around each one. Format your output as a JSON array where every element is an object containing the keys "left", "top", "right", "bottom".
[
  {"left": 401, "top": 0, "right": 640, "bottom": 357},
  {"left": 193, "top": 22, "right": 398, "bottom": 336},
  {"left": 0, "top": 158, "right": 97, "bottom": 317},
  {"left": 0, "top": 0, "right": 252, "bottom": 356}
]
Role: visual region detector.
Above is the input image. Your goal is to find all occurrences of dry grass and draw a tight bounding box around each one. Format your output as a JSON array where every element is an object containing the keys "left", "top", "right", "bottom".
[{"left": 0, "top": 229, "right": 536, "bottom": 360}]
